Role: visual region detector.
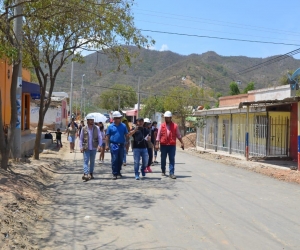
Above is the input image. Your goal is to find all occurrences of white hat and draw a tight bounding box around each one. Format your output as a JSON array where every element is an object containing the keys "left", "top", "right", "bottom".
[
  {"left": 86, "top": 114, "right": 94, "bottom": 120},
  {"left": 144, "top": 118, "right": 151, "bottom": 123},
  {"left": 164, "top": 111, "right": 172, "bottom": 117},
  {"left": 112, "top": 111, "right": 122, "bottom": 118}
]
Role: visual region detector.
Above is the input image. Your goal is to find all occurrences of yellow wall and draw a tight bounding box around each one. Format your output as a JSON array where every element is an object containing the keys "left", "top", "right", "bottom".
[{"left": 0, "top": 59, "right": 31, "bottom": 127}]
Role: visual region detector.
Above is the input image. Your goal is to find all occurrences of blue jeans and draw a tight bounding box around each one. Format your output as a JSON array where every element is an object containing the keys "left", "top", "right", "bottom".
[
  {"left": 83, "top": 149, "right": 97, "bottom": 174},
  {"left": 123, "top": 144, "right": 127, "bottom": 163},
  {"left": 110, "top": 143, "right": 124, "bottom": 175},
  {"left": 133, "top": 148, "right": 148, "bottom": 176},
  {"left": 160, "top": 145, "right": 176, "bottom": 175}
]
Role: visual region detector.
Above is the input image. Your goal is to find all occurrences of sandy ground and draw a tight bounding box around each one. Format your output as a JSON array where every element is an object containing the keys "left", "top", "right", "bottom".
[{"left": 1, "top": 133, "right": 300, "bottom": 249}]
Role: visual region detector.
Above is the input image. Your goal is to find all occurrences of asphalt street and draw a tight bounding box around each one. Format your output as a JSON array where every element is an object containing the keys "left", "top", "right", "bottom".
[{"left": 36, "top": 144, "right": 300, "bottom": 250}]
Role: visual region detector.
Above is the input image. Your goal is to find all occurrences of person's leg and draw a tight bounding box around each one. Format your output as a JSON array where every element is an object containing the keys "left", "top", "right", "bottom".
[
  {"left": 160, "top": 145, "right": 167, "bottom": 175},
  {"left": 147, "top": 147, "right": 153, "bottom": 172},
  {"left": 82, "top": 150, "right": 90, "bottom": 180},
  {"left": 110, "top": 144, "right": 118, "bottom": 178},
  {"left": 133, "top": 148, "right": 140, "bottom": 179},
  {"left": 168, "top": 146, "right": 176, "bottom": 177},
  {"left": 89, "top": 149, "right": 97, "bottom": 176},
  {"left": 141, "top": 148, "right": 149, "bottom": 177},
  {"left": 117, "top": 145, "right": 124, "bottom": 176},
  {"left": 154, "top": 148, "right": 158, "bottom": 163},
  {"left": 123, "top": 144, "right": 126, "bottom": 165}
]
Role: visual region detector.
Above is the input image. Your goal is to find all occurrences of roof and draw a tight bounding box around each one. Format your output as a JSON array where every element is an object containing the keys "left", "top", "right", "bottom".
[{"left": 238, "top": 96, "right": 300, "bottom": 108}]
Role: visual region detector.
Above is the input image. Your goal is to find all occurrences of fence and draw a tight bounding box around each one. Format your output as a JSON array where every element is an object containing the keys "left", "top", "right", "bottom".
[{"left": 197, "top": 112, "right": 290, "bottom": 158}]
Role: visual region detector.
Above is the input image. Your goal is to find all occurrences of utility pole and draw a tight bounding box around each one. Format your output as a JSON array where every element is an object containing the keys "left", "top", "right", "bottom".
[
  {"left": 137, "top": 77, "right": 140, "bottom": 118},
  {"left": 80, "top": 74, "right": 85, "bottom": 118},
  {"left": 69, "top": 58, "right": 74, "bottom": 120},
  {"left": 13, "top": 0, "right": 22, "bottom": 159}
]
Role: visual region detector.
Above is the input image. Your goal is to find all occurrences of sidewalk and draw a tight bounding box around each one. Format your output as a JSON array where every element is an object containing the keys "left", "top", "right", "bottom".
[{"left": 195, "top": 146, "right": 298, "bottom": 171}]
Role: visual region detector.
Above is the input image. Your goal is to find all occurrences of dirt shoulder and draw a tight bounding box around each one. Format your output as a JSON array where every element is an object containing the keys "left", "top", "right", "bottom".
[{"left": 0, "top": 145, "right": 62, "bottom": 250}]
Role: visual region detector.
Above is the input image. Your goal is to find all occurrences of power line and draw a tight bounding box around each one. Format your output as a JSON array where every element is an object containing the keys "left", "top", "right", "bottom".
[
  {"left": 209, "top": 47, "right": 300, "bottom": 84},
  {"left": 136, "top": 19, "right": 300, "bottom": 44},
  {"left": 134, "top": 8, "right": 300, "bottom": 37},
  {"left": 140, "top": 29, "right": 300, "bottom": 47}
]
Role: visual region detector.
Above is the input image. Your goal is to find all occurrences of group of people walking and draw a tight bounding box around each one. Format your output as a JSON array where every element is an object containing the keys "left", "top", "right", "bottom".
[{"left": 78, "top": 110, "right": 184, "bottom": 181}]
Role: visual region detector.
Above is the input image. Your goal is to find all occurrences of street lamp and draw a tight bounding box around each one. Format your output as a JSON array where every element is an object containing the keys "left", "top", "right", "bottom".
[{"left": 80, "top": 74, "right": 85, "bottom": 118}]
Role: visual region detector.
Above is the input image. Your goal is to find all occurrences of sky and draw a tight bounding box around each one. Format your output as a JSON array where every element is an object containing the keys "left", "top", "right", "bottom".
[{"left": 132, "top": 0, "right": 300, "bottom": 59}]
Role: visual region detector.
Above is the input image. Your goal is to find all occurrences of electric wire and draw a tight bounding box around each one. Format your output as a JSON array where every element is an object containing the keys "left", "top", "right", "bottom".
[
  {"left": 133, "top": 8, "right": 300, "bottom": 37},
  {"left": 139, "top": 29, "right": 300, "bottom": 47}
]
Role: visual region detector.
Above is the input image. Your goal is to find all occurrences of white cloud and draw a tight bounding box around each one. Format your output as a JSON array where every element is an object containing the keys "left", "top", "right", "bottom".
[{"left": 160, "top": 44, "right": 169, "bottom": 51}]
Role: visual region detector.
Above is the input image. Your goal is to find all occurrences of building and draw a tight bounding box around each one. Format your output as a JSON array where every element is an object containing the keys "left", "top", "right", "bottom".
[
  {"left": 194, "top": 84, "right": 299, "bottom": 165},
  {"left": 30, "top": 92, "right": 68, "bottom": 130}
]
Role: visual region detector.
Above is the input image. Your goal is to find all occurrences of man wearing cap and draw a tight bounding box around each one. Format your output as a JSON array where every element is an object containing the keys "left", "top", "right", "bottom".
[
  {"left": 105, "top": 111, "right": 128, "bottom": 180},
  {"left": 128, "top": 117, "right": 149, "bottom": 180},
  {"left": 79, "top": 114, "right": 103, "bottom": 181},
  {"left": 155, "top": 111, "right": 184, "bottom": 179}
]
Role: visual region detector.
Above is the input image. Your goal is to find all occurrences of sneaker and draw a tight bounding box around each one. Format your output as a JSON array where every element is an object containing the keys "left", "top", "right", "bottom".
[
  {"left": 98, "top": 160, "right": 102, "bottom": 164},
  {"left": 112, "top": 175, "right": 117, "bottom": 180},
  {"left": 161, "top": 172, "right": 166, "bottom": 176},
  {"left": 146, "top": 166, "right": 152, "bottom": 173},
  {"left": 117, "top": 173, "right": 123, "bottom": 178},
  {"left": 135, "top": 176, "right": 140, "bottom": 180},
  {"left": 90, "top": 173, "right": 94, "bottom": 179},
  {"left": 154, "top": 161, "right": 158, "bottom": 164},
  {"left": 169, "top": 174, "right": 177, "bottom": 179},
  {"left": 141, "top": 170, "right": 146, "bottom": 177},
  {"left": 144, "top": 168, "right": 149, "bottom": 173}
]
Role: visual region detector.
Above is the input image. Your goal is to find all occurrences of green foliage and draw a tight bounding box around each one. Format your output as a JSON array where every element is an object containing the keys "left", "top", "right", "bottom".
[
  {"left": 229, "top": 82, "right": 240, "bottom": 95},
  {"left": 99, "top": 84, "right": 137, "bottom": 111},
  {"left": 140, "top": 95, "right": 164, "bottom": 118},
  {"left": 204, "top": 104, "right": 211, "bottom": 109},
  {"left": 242, "top": 82, "right": 255, "bottom": 93}
]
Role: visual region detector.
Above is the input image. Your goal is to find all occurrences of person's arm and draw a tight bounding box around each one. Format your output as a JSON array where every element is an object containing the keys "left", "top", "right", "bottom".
[
  {"left": 128, "top": 126, "right": 138, "bottom": 137},
  {"left": 155, "top": 126, "right": 161, "bottom": 149},
  {"left": 79, "top": 128, "right": 84, "bottom": 152},
  {"left": 97, "top": 126, "right": 102, "bottom": 151},
  {"left": 105, "top": 127, "right": 110, "bottom": 151}
]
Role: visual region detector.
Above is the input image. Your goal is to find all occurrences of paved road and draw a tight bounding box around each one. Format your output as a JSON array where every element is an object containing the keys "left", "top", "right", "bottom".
[{"left": 37, "top": 144, "right": 300, "bottom": 250}]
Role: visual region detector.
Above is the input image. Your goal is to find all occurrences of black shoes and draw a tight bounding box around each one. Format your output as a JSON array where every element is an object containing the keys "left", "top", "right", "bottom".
[
  {"left": 117, "top": 173, "right": 123, "bottom": 178},
  {"left": 161, "top": 172, "right": 166, "bottom": 176},
  {"left": 112, "top": 175, "right": 117, "bottom": 180},
  {"left": 82, "top": 174, "right": 89, "bottom": 181},
  {"left": 90, "top": 173, "right": 94, "bottom": 179}
]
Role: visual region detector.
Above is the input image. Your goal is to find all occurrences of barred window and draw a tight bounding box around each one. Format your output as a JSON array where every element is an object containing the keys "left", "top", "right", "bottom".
[{"left": 254, "top": 116, "right": 267, "bottom": 138}]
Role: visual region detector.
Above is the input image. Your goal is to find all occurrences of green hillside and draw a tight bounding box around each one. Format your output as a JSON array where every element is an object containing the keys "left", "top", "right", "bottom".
[{"left": 54, "top": 46, "right": 300, "bottom": 105}]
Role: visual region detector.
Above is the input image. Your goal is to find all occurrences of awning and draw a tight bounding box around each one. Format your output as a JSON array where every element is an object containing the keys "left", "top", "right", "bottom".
[
  {"left": 126, "top": 109, "right": 137, "bottom": 116},
  {"left": 22, "top": 81, "right": 40, "bottom": 99}
]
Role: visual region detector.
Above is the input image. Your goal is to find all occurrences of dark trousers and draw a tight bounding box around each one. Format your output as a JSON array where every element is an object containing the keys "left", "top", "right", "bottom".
[
  {"left": 147, "top": 147, "right": 153, "bottom": 167},
  {"left": 110, "top": 143, "right": 124, "bottom": 175},
  {"left": 160, "top": 145, "right": 176, "bottom": 175}
]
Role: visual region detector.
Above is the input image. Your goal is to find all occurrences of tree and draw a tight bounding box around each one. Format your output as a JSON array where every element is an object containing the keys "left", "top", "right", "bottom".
[
  {"left": 242, "top": 82, "right": 255, "bottom": 93},
  {"left": 229, "top": 82, "right": 240, "bottom": 95},
  {"left": 140, "top": 95, "right": 164, "bottom": 118},
  {"left": 99, "top": 84, "right": 137, "bottom": 111},
  {"left": 163, "top": 87, "right": 194, "bottom": 135},
  {"left": 25, "top": 0, "right": 153, "bottom": 160}
]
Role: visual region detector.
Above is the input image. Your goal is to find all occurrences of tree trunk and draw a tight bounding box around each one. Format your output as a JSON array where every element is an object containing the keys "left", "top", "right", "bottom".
[{"left": 33, "top": 108, "right": 45, "bottom": 160}]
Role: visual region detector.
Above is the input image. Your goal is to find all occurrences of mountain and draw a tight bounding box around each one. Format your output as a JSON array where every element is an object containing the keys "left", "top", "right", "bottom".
[{"left": 54, "top": 46, "right": 300, "bottom": 103}]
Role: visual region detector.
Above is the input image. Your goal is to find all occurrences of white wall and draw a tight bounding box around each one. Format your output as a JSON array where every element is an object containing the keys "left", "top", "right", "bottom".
[{"left": 30, "top": 104, "right": 64, "bottom": 129}]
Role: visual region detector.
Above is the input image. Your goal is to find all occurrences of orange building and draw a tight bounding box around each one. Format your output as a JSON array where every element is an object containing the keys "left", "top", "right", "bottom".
[{"left": 0, "top": 59, "right": 36, "bottom": 131}]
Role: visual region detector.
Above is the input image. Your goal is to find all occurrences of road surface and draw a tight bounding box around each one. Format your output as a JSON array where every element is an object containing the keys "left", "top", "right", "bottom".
[{"left": 36, "top": 142, "right": 300, "bottom": 250}]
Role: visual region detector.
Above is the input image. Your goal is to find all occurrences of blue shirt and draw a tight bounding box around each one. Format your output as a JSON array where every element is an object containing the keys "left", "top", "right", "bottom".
[{"left": 106, "top": 122, "right": 128, "bottom": 144}]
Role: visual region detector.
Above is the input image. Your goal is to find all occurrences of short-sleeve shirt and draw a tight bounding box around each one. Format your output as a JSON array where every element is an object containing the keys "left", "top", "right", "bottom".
[{"left": 106, "top": 122, "right": 128, "bottom": 144}]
